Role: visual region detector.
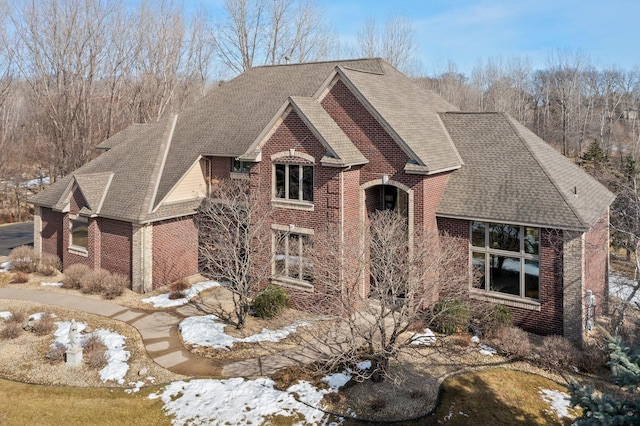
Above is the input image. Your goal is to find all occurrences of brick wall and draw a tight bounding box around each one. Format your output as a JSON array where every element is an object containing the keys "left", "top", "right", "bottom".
[
  {"left": 152, "top": 216, "right": 199, "bottom": 289},
  {"left": 584, "top": 211, "right": 609, "bottom": 315},
  {"left": 437, "top": 217, "right": 565, "bottom": 336},
  {"left": 99, "top": 218, "right": 133, "bottom": 280},
  {"left": 41, "top": 207, "right": 63, "bottom": 257}
]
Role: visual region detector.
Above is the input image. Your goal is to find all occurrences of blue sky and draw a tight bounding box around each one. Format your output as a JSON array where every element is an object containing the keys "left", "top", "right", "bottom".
[{"left": 193, "top": 0, "right": 640, "bottom": 75}]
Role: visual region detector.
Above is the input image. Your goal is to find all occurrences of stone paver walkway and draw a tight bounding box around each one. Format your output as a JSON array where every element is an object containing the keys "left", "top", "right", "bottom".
[{"left": 0, "top": 288, "right": 225, "bottom": 377}]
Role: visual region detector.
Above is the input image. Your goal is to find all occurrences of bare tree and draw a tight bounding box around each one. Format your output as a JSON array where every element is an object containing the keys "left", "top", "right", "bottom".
[
  {"left": 217, "top": 0, "right": 335, "bottom": 73},
  {"left": 355, "top": 15, "right": 419, "bottom": 75},
  {"left": 311, "top": 210, "right": 469, "bottom": 383},
  {"left": 197, "top": 179, "right": 272, "bottom": 329}
]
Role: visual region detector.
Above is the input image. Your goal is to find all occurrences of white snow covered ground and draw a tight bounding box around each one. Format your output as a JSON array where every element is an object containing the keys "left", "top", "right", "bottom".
[
  {"left": 179, "top": 314, "right": 310, "bottom": 350},
  {"left": 41, "top": 282, "right": 63, "bottom": 287},
  {"left": 0, "top": 311, "right": 12, "bottom": 320},
  {"left": 539, "top": 388, "right": 572, "bottom": 419},
  {"left": 148, "top": 377, "right": 338, "bottom": 426},
  {"left": 410, "top": 328, "right": 437, "bottom": 345},
  {"left": 141, "top": 281, "right": 221, "bottom": 308},
  {"left": 52, "top": 321, "right": 130, "bottom": 384}
]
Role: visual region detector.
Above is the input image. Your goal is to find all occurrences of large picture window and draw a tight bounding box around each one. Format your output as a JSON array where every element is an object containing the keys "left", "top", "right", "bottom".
[
  {"left": 70, "top": 216, "right": 88, "bottom": 249},
  {"left": 471, "top": 221, "right": 539, "bottom": 300},
  {"left": 275, "top": 163, "right": 313, "bottom": 202},
  {"left": 274, "top": 231, "right": 313, "bottom": 285}
]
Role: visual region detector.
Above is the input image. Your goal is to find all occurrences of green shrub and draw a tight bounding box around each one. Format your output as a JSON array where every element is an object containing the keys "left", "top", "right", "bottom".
[
  {"left": 62, "top": 264, "right": 91, "bottom": 289},
  {"left": 479, "top": 304, "right": 512, "bottom": 337},
  {"left": 37, "top": 253, "right": 61, "bottom": 276},
  {"left": 8, "top": 246, "right": 39, "bottom": 273},
  {"left": 253, "top": 285, "right": 290, "bottom": 319},
  {"left": 432, "top": 298, "right": 471, "bottom": 335}
]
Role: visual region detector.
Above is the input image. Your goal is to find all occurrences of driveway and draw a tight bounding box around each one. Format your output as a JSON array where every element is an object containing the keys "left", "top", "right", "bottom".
[{"left": 0, "top": 222, "right": 34, "bottom": 256}]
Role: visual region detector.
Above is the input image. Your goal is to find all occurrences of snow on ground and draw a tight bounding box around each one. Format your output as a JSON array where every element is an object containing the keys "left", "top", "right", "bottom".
[
  {"left": 0, "top": 261, "right": 9, "bottom": 272},
  {"left": 41, "top": 282, "right": 63, "bottom": 287},
  {"left": 539, "top": 388, "right": 572, "bottom": 419},
  {"left": 478, "top": 343, "right": 497, "bottom": 356},
  {"left": 0, "top": 312, "right": 12, "bottom": 320},
  {"left": 410, "top": 328, "right": 437, "bottom": 346},
  {"left": 148, "top": 377, "right": 336, "bottom": 426},
  {"left": 355, "top": 360, "right": 371, "bottom": 370},
  {"left": 471, "top": 335, "right": 480, "bottom": 343},
  {"left": 125, "top": 377, "right": 155, "bottom": 394},
  {"left": 141, "top": 281, "right": 221, "bottom": 308},
  {"left": 609, "top": 275, "right": 640, "bottom": 308},
  {"left": 323, "top": 372, "right": 351, "bottom": 390},
  {"left": 29, "top": 312, "right": 56, "bottom": 321},
  {"left": 93, "top": 328, "right": 130, "bottom": 384},
  {"left": 52, "top": 321, "right": 130, "bottom": 384},
  {"left": 179, "top": 314, "right": 310, "bottom": 350}
]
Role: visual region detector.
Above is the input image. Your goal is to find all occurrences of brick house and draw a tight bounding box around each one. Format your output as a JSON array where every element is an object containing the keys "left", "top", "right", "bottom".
[{"left": 29, "top": 58, "right": 614, "bottom": 344}]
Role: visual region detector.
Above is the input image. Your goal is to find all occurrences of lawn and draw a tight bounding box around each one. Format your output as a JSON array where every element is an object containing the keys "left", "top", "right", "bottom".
[
  {"left": 0, "top": 379, "right": 171, "bottom": 425},
  {"left": 431, "top": 369, "right": 580, "bottom": 425}
]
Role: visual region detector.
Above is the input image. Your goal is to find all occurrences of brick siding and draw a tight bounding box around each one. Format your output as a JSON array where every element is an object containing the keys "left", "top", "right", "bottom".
[
  {"left": 152, "top": 216, "right": 199, "bottom": 289},
  {"left": 99, "top": 218, "right": 132, "bottom": 280},
  {"left": 584, "top": 211, "right": 609, "bottom": 315},
  {"left": 41, "top": 207, "right": 63, "bottom": 257}
]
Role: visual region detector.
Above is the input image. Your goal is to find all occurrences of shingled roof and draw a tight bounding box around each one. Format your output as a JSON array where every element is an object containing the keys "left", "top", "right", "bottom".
[{"left": 437, "top": 112, "right": 615, "bottom": 230}]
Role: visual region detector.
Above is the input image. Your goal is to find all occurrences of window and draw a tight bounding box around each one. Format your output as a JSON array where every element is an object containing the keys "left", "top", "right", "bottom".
[
  {"left": 275, "top": 163, "right": 313, "bottom": 202},
  {"left": 471, "top": 221, "right": 539, "bottom": 300},
  {"left": 274, "top": 231, "right": 313, "bottom": 284},
  {"left": 70, "top": 216, "right": 88, "bottom": 249},
  {"left": 232, "top": 158, "right": 251, "bottom": 174}
]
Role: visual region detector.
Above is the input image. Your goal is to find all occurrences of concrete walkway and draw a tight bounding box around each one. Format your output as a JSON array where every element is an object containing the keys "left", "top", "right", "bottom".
[{"left": 0, "top": 288, "right": 226, "bottom": 377}]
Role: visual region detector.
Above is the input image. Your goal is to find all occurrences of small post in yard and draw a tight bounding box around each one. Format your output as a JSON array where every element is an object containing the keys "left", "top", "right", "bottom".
[
  {"left": 586, "top": 290, "right": 596, "bottom": 341},
  {"left": 65, "top": 319, "right": 83, "bottom": 366}
]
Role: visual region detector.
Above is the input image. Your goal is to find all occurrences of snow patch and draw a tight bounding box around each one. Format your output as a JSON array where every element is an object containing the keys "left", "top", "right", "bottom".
[
  {"left": 471, "top": 335, "right": 480, "bottom": 343},
  {"left": 52, "top": 321, "right": 129, "bottom": 384},
  {"left": 179, "top": 315, "right": 309, "bottom": 350},
  {"left": 148, "top": 378, "right": 333, "bottom": 425},
  {"left": 0, "top": 262, "right": 9, "bottom": 272},
  {"left": 355, "top": 360, "right": 371, "bottom": 371},
  {"left": 41, "top": 282, "right": 63, "bottom": 287},
  {"left": 411, "top": 328, "right": 437, "bottom": 346},
  {"left": 478, "top": 343, "right": 497, "bottom": 356},
  {"left": 323, "top": 373, "right": 351, "bottom": 390},
  {"left": 141, "top": 281, "right": 221, "bottom": 308},
  {"left": 539, "top": 388, "right": 572, "bottom": 419},
  {"left": 0, "top": 311, "right": 12, "bottom": 320}
]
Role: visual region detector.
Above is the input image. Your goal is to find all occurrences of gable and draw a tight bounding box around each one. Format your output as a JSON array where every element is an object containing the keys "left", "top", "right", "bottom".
[{"left": 156, "top": 157, "right": 207, "bottom": 207}]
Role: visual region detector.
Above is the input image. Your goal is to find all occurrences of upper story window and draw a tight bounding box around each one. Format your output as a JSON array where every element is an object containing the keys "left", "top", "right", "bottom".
[
  {"left": 232, "top": 158, "right": 251, "bottom": 174},
  {"left": 471, "top": 221, "right": 540, "bottom": 300},
  {"left": 70, "top": 216, "right": 88, "bottom": 249},
  {"left": 275, "top": 163, "right": 313, "bottom": 202}
]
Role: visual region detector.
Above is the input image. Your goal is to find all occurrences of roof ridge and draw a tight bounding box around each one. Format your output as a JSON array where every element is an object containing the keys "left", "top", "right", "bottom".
[
  {"left": 253, "top": 57, "right": 382, "bottom": 70},
  {"left": 144, "top": 114, "right": 179, "bottom": 219},
  {"left": 503, "top": 114, "right": 587, "bottom": 228}
]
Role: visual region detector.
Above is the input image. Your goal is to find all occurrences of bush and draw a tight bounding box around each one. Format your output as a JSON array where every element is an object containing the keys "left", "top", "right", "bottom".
[
  {"left": 478, "top": 304, "right": 512, "bottom": 337},
  {"left": 101, "top": 273, "right": 129, "bottom": 299},
  {"left": 86, "top": 350, "right": 108, "bottom": 369},
  {"left": 253, "top": 285, "right": 290, "bottom": 319},
  {"left": 538, "top": 335, "right": 580, "bottom": 371},
  {"left": 169, "top": 279, "right": 190, "bottom": 292},
  {"left": 81, "top": 269, "right": 111, "bottom": 294},
  {"left": 1, "top": 322, "right": 22, "bottom": 339},
  {"left": 10, "top": 271, "right": 29, "bottom": 284},
  {"left": 578, "top": 342, "right": 609, "bottom": 373},
  {"left": 168, "top": 291, "right": 186, "bottom": 300},
  {"left": 8, "top": 245, "right": 40, "bottom": 273},
  {"left": 37, "top": 253, "right": 61, "bottom": 276},
  {"left": 432, "top": 298, "right": 472, "bottom": 335},
  {"left": 32, "top": 313, "right": 56, "bottom": 336},
  {"left": 62, "top": 263, "right": 91, "bottom": 289},
  {"left": 7, "top": 310, "right": 26, "bottom": 324},
  {"left": 494, "top": 325, "right": 532, "bottom": 360},
  {"left": 45, "top": 342, "right": 66, "bottom": 364},
  {"left": 82, "top": 333, "right": 108, "bottom": 369}
]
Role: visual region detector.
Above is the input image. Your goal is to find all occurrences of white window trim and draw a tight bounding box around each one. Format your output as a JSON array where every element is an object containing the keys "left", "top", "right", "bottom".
[{"left": 470, "top": 221, "right": 540, "bottom": 301}]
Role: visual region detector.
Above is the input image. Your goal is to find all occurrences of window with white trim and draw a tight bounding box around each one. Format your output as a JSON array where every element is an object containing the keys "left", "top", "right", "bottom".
[
  {"left": 471, "top": 221, "right": 539, "bottom": 300},
  {"left": 274, "top": 231, "right": 313, "bottom": 284},
  {"left": 70, "top": 216, "right": 88, "bottom": 249},
  {"left": 274, "top": 163, "right": 313, "bottom": 202}
]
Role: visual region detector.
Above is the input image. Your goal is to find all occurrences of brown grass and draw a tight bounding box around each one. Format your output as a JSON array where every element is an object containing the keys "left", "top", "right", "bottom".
[
  {"left": 0, "top": 378, "right": 171, "bottom": 425},
  {"left": 10, "top": 271, "right": 29, "bottom": 284},
  {"left": 432, "top": 369, "right": 580, "bottom": 425}
]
